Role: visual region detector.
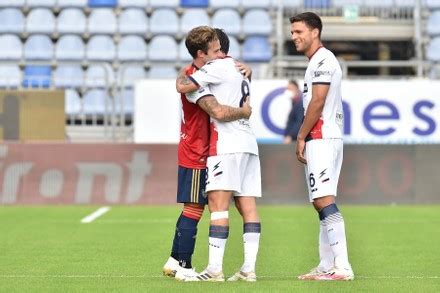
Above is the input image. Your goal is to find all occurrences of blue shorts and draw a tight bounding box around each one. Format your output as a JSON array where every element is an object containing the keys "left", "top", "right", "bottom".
[{"left": 177, "top": 166, "right": 208, "bottom": 205}]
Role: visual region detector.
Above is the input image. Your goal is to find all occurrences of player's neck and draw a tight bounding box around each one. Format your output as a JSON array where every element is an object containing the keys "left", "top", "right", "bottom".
[
  {"left": 193, "top": 58, "right": 205, "bottom": 69},
  {"left": 306, "top": 42, "right": 323, "bottom": 60}
]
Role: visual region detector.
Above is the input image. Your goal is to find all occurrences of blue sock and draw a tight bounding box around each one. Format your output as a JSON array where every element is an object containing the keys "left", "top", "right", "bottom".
[
  {"left": 177, "top": 214, "right": 199, "bottom": 268},
  {"left": 170, "top": 215, "right": 182, "bottom": 260}
]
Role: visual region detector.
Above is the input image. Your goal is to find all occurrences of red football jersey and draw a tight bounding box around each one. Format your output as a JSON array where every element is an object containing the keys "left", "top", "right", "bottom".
[{"left": 178, "top": 64, "right": 210, "bottom": 169}]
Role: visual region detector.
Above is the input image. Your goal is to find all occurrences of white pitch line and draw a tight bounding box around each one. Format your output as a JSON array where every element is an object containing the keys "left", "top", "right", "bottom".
[{"left": 80, "top": 207, "right": 111, "bottom": 224}]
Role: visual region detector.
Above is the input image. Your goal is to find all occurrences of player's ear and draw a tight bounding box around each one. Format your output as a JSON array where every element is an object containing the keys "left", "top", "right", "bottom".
[
  {"left": 196, "top": 49, "right": 205, "bottom": 58},
  {"left": 312, "top": 28, "right": 319, "bottom": 39}
]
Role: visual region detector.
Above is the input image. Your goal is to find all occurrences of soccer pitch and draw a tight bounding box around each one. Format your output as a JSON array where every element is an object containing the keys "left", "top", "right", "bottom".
[{"left": 0, "top": 206, "right": 439, "bottom": 292}]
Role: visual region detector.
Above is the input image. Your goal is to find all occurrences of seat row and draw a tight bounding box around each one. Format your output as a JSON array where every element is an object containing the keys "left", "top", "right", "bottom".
[
  {"left": 0, "top": 34, "right": 271, "bottom": 62},
  {"left": 0, "top": 8, "right": 272, "bottom": 36}
]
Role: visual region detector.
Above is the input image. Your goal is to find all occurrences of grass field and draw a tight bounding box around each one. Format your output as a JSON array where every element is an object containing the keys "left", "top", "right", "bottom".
[{"left": 0, "top": 205, "right": 439, "bottom": 292}]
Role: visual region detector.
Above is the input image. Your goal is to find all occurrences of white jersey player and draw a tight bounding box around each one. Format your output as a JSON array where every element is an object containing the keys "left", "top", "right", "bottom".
[{"left": 291, "top": 12, "right": 354, "bottom": 281}]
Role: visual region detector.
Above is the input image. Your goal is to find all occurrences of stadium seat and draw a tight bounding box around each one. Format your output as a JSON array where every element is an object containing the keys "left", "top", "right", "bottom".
[
  {"left": 0, "top": 65, "right": 21, "bottom": 88},
  {"left": 86, "top": 35, "right": 116, "bottom": 61},
  {"left": 150, "top": 0, "right": 179, "bottom": 8},
  {"left": 180, "top": 9, "right": 210, "bottom": 34},
  {"left": 83, "top": 89, "right": 110, "bottom": 116},
  {"left": 65, "top": 89, "right": 82, "bottom": 117},
  {"left": 211, "top": 9, "right": 241, "bottom": 36},
  {"left": 88, "top": 0, "right": 117, "bottom": 7},
  {"left": 210, "top": 0, "right": 239, "bottom": 9},
  {"left": 427, "top": 0, "right": 440, "bottom": 9},
  {"left": 243, "top": 9, "right": 272, "bottom": 35},
  {"left": 117, "top": 35, "right": 147, "bottom": 61},
  {"left": 117, "top": 65, "right": 147, "bottom": 87},
  {"left": 118, "top": 9, "right": 148, "bottom": 35},
  {"left": 119, "top": 0, "right": 148, "bottom": 7},
  {"left": 148, "top": 35, "right": 178, "bottom": 61},
  {"left": 395, "top": 0, "right": 415, "bottom": 7},
  {"left": 57, "top": 0, "right": 87, "bottom": 7},
  {"left": 180, "top": 0, "right": 209, "bottom": 8},
  {"left": 0, "top": 8, "right": 25, "bottom": 34},
  {"left": 363, "top": 0, "right": 393, "bottom": 7},
  {"left": 0, "top": 0, "right": 25, "bottom": 7},
  {"left": 242, "top": 36, "right": 271, "bottom": 62},
  {"left": 228, "top": 36, "right": 241, "bottom": 59},
  {"left": 27, "top": 0, "right": 56, "bottom": 7},
  {"left": 150, "top": 9, "right": 179, "bottom": 35},
  {"left": 55, "top": 35, "right": 85, "bottom": 60},
  {"left": 85, "top": 65, "right": 115, "bottom": 88},
  {"left": 303, "top": 0, "right": 331, "bottom": 8},
  {"left": 57, "top": 8, "right": 87, "bottom": 34},
  {"left": 426, "top": 37, "right": 440, "bottom": 62},
  {"left": 88, "top": 9, "right": 117, "bottom": 35},
  {"left": 54, "top": 65, "right": 84, "bottom": 88},
  {"left": 24, "top": 34, "right": 54, "bottom": 60},
  {"left": 22, "top": 65, "right": 52, "bottom": 88},
  {"left": 26, "top": 8, "right": 56, "bottom": 34},
  {"left": 427, "top": 11, "right": 440, "bottom": 36},
  {"left": 148, "top": 65, "right": 177, "bottom": 78},
  {"left": 280, "top": 0, "right": 302, "bottom": 8},
  {"left": 242, "top": 0, "right": 271, "bottom": 9},
  {"left": 0, "top": 34, "right": 23, "bottom": 60},
  {"left": 117, "top": 89, "right": 134, "bottom": 117},
  {"left": 179, "top": 40, "right": 192, "bottom": 62}
]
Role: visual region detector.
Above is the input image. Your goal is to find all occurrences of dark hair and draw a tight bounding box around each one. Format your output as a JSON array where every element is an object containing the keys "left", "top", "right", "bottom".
[
  {"left": 289, "top": 12, "right": 322, "bottom": 38},
  {"left": 214, "top": 28, "right": 230, "bottom": 55},
  {"left": 288, "top": 79, "right": 299, "bottom": 88},
  {"left": 185, "top": 26, "right": 218, "bottom": 59}
]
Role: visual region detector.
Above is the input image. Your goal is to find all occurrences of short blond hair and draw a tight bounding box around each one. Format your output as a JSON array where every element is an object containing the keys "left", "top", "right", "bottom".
[{"left": 185, "top": 26, "right": 218, "bottom": 59}]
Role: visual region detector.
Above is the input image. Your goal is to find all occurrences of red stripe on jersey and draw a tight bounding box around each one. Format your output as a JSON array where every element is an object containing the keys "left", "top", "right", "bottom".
[
  {"left": 307, "top": 118, "right": 324, "bottom": 141},
  {"left": 209, "top": 122, "right": 218, "bottom": 156}
]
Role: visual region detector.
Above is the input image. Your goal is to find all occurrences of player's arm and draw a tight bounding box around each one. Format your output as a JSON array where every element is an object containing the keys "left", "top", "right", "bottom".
[
  {"left": 296, "top": 84, "right": 329, "bottom": 164},
  {"left": 197, "top": 95, "right": 252, "bottom": 122},
  {"left": 176, "top": 67, "right": 199, "bottom": 93}
]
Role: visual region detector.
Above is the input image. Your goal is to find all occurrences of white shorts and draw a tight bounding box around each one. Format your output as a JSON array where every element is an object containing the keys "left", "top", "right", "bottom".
[
  {"left": 304, "top": 139, "right": 343, "bottom": 202},
  {"left": 206, "top": 153, "right": 262, "bottom": 197}
]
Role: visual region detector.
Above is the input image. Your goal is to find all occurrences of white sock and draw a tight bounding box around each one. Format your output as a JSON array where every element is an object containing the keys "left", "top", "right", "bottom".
[
  {"left": 326, "top": 212, "right": 350, "bottom": 268},
  {"left": 241, "top": 232, "right": 260, "bottom": 273},
  {"left": 207, "top": 224, "right": 229, "bottom": 274},
  {"left": 318, "top": 221, "right": 334, "bottom": 272}
]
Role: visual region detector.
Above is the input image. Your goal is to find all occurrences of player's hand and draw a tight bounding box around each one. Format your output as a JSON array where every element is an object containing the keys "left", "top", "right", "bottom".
[
  {"left": 283, "top": 136, "right": 292, "bottom": 144},
  {"left": 242, "top": 95, "right": 252, "bottom": 119},
  {"left": 235, "top": 61, "right": 252, "bottom": 79},
  {"left": 296, "top": 139, "right": 307, "bottom": 164}
]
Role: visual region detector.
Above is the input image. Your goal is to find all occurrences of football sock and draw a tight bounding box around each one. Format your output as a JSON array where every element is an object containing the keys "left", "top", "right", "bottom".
[
  {"left": 320, "top": 203, "right": 350, "bottom": 268},
  {"left": 241, "top": 222, "right": 261, "bottom": 273},
  {"left": 177, "top": 214, "right": 199, "bottom": 269},
  {"left": 207, "top": 225, "right": 229, "bottom": 273},
  {"left": 170, "top": 215, "right": 182, "bottom": 260},
  {"left": 318, "top": 219, "right": 334, "bottom": 271}
]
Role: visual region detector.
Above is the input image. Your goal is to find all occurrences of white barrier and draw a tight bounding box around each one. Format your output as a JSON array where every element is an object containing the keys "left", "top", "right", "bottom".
[{"left": 134, "top": 79, "right": 440, "bottom": 144}]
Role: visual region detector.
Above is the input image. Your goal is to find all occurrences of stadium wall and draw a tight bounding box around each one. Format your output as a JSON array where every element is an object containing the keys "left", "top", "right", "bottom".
[{"left": 0, "top": 143, "right": 438, "bottom": 205}]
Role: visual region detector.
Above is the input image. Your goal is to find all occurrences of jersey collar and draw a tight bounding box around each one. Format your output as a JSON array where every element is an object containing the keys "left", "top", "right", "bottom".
[{"left": 308, "top": 45, "right": 324, "bottom": 60}]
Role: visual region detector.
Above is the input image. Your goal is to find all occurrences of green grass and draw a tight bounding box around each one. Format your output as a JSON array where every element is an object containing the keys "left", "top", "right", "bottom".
[{"left": 0, "top": 205, "right": 439, "bottom": 292}]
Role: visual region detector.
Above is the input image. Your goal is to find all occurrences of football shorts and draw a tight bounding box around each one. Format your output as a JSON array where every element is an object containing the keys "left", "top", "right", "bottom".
[{"left": 177, "top": 166, "right": 208, "bottom": 205}]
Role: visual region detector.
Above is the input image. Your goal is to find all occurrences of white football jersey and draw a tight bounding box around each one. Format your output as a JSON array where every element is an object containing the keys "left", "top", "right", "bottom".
[
  {"left": 189, "top": 57, "right": 258, "bottom": 156},
  {"left": 303, "top": 47, "right": 344, "bottom": 141}
]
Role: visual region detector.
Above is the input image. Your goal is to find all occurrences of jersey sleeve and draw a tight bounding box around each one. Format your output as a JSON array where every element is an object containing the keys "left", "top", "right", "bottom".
[
  {"left": 311, "top": 58, "right": 336, "bottom": 85},
  {"left": 186, "top": 85, "right": 213, "bottom": 104},
  {"left": 189, "top": 61, "right": 223, "bottom": 88}
]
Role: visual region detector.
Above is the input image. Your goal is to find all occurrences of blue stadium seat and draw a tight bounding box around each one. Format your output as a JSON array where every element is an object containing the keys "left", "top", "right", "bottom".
[
  {"left": 117, "top": 35, "right": 147, "bottom": 61},
  {"left": 54, "top": 65, "right": 84, "bottom": 88},
  {"left": 242, "top": 36, "right": 271, "bottom": 62},
  {"left": 150, "top": 9, "right": 179, "bottom": 35},
  {"left": 0, "top": 34, "right": 22, "bottom": 60},
  {"left": 210, "top": 0, "right": 239, "bottom": 9},
  {"left": 83, "top": 89, "right": 110, "bottom": 116},
  {"left": 23, "top": 65, "right": 52, "bottom": 88},
  {"left": 148, "top": 65, "right": 177, "bottom": 78},
  {"left": 395, "top": 0, "right": 415, "bottom": 7},
  {"left": 242, "top": 0, "right": 271, "bottom": 9},
  {"left": 65, "top": 89, "right": 82, "bottom": 117},
  {"left": 304, "top": 0, "right": 331, "bottom": 8},
  {"left": 85, "top": 65, "right": 115, "bottom": 88},
  {"left": 88, "top": 0, "right": 117, "bottom": 7},
  {"left": 427, "top": 11, "right": 440, "bottom": 36},
  {"left": 212, "top": 9, "right": 241, "bottom": 36},
  {"left": 228, "top": 36, "right": 241, "bottom": 59},
  {"left": 281, "top": 0, "right": 302, "bottom": 8},
  {"left": 27, "top": 0, "right": 56, "bottom": 7},
  {"left": 58, "top": 0, "right": 87, "bottom": 7},
  {"left": 0, "top": 0, "right": 25, "bottom": 7},
  {"left": 179, "top": 40, "right": 192, "bottom": 62},
  {"left": 180, "top": 9, "right": 210, "bottom": 34},
  {"left": 117, "top": 89, "right": 134, "bottom": 116},
  {"left": 180, "top": 0, "right": 209, "bottom": 8},
  {"left": 363, "top": 0, "right": 393, "bottom": 7},
  {"left": 149, "top": 35, "right": 178, "bottom": 61},
  {"left": 150, "top": 0, "right": 179, "bottom": 8},
  {"left": 24, "top": 34, "right": 54, "bottom": 60},
  {"left": 119, "top": 0, "right": 148, "bottom": 7},
  {"left": 426, "top": 37, "right": 440, "bottom": 62},
  {"left": 56, "top": 35, "right": 85, "bottom": 60},
  {"left": 0, "top": 8, "right": 25, "bottom": 34},
  {"left": 243, "top": 9, "right": 272, "bottom": 35},
  {"left": 86, "top": 35, "right": 116, "bottom": 61},
  {"left": 88, "top": 9, "right": 117, "bottom": 35},
  {"left": 26, "top": 8, "right": 56, "bottom": 34},
  {"left": 0, "top": 65, "right": 21, "bottom": 88},
  {"left": 57, "top": 8, "right": 87, "bottom": 34},
  {"left": 119, "top": 9, "right": 148, "bottom": 34},
  {"left": 427, "top": 0, "right": 440, "bottom": 9},
  {"left": 117, "top": 65, "right": 147, "bottom": 87}
]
